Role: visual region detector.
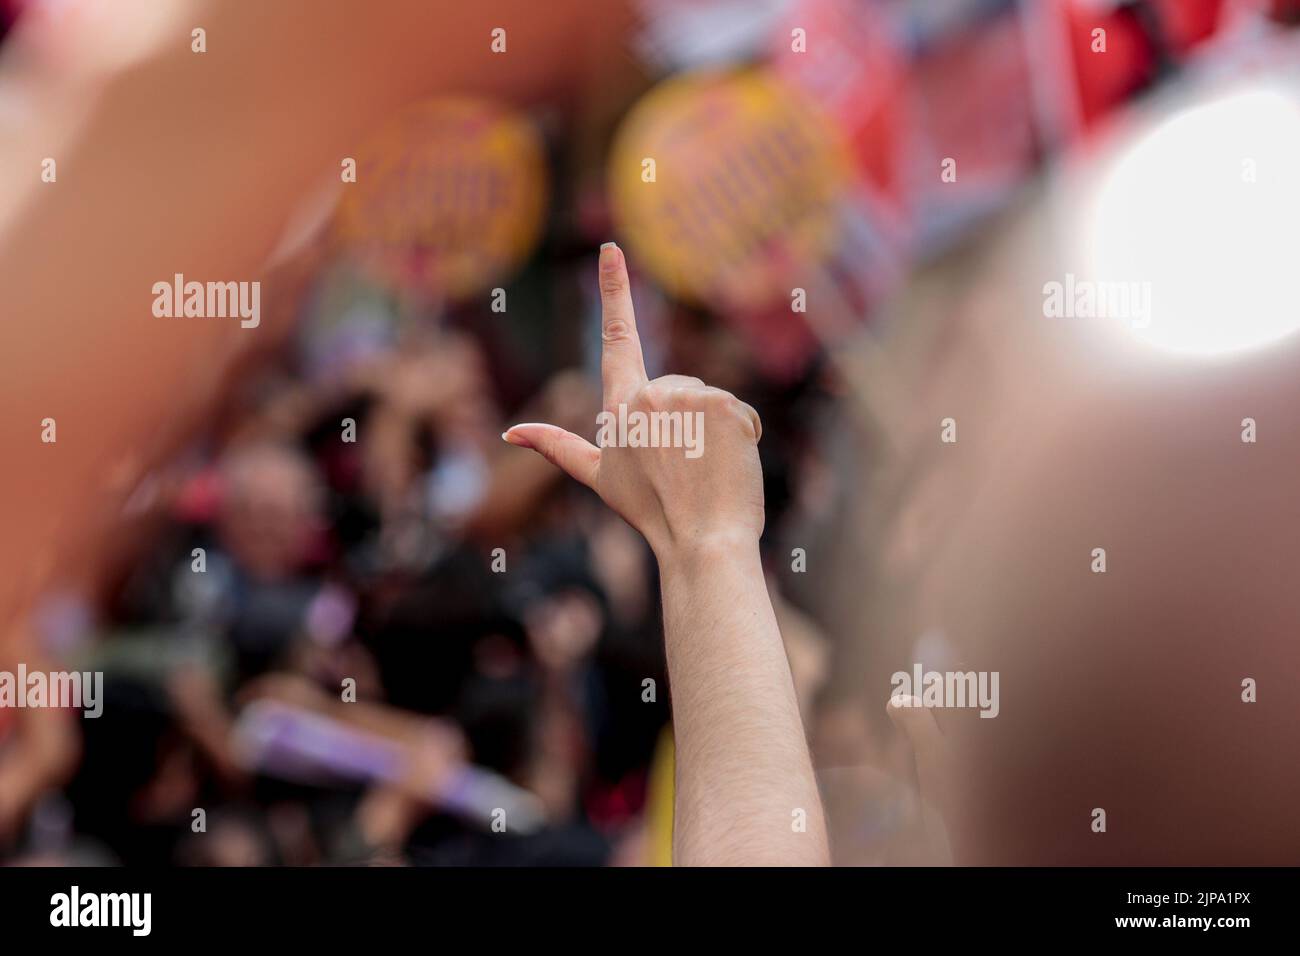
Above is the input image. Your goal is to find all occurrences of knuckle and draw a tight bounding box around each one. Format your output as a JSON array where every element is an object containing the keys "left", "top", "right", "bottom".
[
  {"left": 646, "top": 381, "right": 697, "bottom": 412},
  {"left": 639, "top": 381, "right": 670, "bottom": 409},
  {"left": 531, "top": 433, "right": 557, "bottom": 458},
  {"left": 702, "top": 387, "right": 736, "bottom": 411},
  {"left": 602, "top": 318, "right": 631, "bottom": 342},
  {"left": 736, "top": 401, "right": 761, "bottom": 437},
  {"left": 705, "top": 391, "right": 759, "bottom": 436},
  {"left": 599, "top": 272, "right": 626, "bottom": 298}
]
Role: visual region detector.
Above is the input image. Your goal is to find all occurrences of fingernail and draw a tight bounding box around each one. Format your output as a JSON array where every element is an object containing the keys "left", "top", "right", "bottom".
[
  {"left": 502, "top": 428, "right": 533, "bottom": 449},
  {"left": 600, "top": 241, "right": 618, "bottom": 251}
]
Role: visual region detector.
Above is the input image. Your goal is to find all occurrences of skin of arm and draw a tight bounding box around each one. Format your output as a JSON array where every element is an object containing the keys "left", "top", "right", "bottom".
[
  {"left": 0, "top": 0, "right": 631, "bottom": 646},
  {"left": 504, "top": 245, "right": 829, "bottom": 866}
]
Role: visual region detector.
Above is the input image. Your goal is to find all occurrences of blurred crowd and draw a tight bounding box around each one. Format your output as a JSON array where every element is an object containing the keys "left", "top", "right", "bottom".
[
  {"left": 0, "top": 233, "right": 845, "bottom": 868},
  {"left": 2, "top": 0, "right": 1298, "bottom": 867}
]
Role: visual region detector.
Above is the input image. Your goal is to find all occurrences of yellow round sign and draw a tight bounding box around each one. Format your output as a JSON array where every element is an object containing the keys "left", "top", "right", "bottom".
[
  {"left": 608, "top": 69, "right": 849, "bottom": 311},
  {"left": 334, "top": 97, "right": 548, "bottom": 300}
]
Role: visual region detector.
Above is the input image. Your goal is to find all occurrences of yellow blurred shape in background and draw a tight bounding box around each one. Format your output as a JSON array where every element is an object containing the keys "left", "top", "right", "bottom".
[
  {"left": 333, "top": 97, "right": 549, "bottom": 299},
  {"left": 609, "top": 68, "right": 850, "bottom": 312}
]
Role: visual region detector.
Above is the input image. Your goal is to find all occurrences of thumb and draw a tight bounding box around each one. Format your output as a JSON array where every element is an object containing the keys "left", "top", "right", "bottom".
[{"left": 503, "top": 423, "right": 600, "bottom": 491}]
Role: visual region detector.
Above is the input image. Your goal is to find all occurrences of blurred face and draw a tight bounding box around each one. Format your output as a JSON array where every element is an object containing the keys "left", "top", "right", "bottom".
[
  {"left": 524, "top": 589, "right": 603, "bottom": 673},
  {"left": 218, "top": 449, "right": 321, "bottom": 580}
]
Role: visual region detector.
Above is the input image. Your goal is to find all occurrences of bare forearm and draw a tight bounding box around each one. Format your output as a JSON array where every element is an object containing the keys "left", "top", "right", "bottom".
[
  {"left": 659, "top": 537, "right": 829, "bottom": 866},
  {"left": 503, "top": 246, "right": 820, "bottom": 862}
]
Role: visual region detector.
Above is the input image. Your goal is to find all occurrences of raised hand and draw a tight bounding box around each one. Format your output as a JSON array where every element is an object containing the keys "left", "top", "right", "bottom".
[
  {"left": 503, "top": 244, "right": 828, "bottom": 866},
  {"left": 503, "top": 243, "right": 764, "bottom": 561}
]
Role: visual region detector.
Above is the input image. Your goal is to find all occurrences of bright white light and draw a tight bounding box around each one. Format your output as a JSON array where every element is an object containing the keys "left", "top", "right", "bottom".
[{"left": 1083, "top": 87, "right": 1300, "bottom": 357}]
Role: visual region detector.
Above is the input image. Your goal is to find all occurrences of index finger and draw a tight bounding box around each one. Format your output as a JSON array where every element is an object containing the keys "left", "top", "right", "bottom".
[{"left": 598, "top": 242, "right": 647, "bottom": 406}]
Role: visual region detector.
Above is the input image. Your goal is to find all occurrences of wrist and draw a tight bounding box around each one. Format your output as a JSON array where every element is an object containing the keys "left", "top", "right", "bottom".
[{"left": 653, "top": 528, "right": 761, "bottom": 573}]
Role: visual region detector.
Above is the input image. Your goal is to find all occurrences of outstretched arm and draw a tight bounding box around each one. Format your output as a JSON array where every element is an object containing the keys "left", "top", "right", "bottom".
[{"left": 504, "top": 244, "right": 828, "bottom": 866}]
